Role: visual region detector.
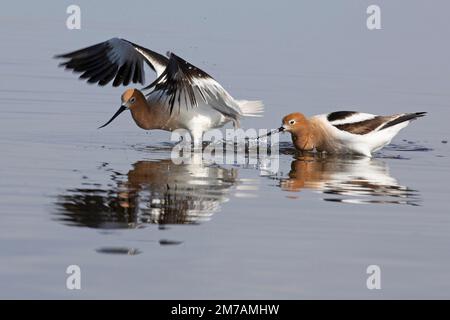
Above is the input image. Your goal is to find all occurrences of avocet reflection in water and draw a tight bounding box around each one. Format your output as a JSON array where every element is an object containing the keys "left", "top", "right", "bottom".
[
  {"left": 279, "top": 154, "right": 420, "bottom": 205},
  {"left": 54, "top": 150, "right": 420, "bottom": 231},
  {"left": 55, "top": 157, "right": 239, "bottom": 228}
]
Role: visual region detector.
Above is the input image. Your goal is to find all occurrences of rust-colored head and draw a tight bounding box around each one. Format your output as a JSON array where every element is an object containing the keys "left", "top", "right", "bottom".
[
  {"left": 98, "top": 88, "right": 147, "bottom": 129},
  {"left": 121, "top": 88, "right": 146, "bottom": 109},
  {"left": 281, "top": 112, "right": 309, "bottom": 133},
  {"left": 280, "top": 112, "right": 318, "bottom": 151}
]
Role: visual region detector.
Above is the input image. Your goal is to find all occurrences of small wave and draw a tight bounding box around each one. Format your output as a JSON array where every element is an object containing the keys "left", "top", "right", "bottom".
[{"left": 384, "top": 140, "right": 433, "bottom": 152}]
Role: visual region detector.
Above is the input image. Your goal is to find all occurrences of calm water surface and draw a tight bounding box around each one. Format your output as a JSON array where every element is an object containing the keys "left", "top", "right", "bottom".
[{"left": 1, "top": 1, "right": 450, "bottom": 298}]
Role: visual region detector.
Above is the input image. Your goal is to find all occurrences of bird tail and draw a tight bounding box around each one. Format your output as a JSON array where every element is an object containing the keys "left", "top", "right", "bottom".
[
  {"left": 237, "top": 100, "right": 264, "bottom": 117},
  {"left": 380, "top": 112, "right": 427, "bottom": 130}
]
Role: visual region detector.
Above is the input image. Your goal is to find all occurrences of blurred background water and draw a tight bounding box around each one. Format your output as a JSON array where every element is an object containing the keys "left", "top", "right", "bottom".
[{"left": 0, "top": 0, "right": 449, "bottom": 298}]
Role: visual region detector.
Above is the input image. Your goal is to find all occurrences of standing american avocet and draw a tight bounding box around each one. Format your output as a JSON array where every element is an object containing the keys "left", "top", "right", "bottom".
[
  {"left": 55, "top": 38, "right": 263, "bottom": 146},
  {"left": 268, "top": 111, "right": 426, "bottom": 157}
]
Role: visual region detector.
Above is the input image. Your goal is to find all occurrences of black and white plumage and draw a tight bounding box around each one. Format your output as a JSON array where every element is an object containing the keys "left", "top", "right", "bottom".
[
  {"left": 143, "top": 52, "right": 245, "bottom": 119},
  {"left": 280, "top": 111, "right": 426, "bottom": 157},
  {"left": 325, "top": 111, "right": 426, "bottom": 135},
  {"left": 55, "top": 38, "right": 264, "bottom": 145},
  {"left": 315, "top": 111, "right": 427, "bottom": 156},
  {"left": 55, "top": 38, "right": 168, "bottom": 86}
]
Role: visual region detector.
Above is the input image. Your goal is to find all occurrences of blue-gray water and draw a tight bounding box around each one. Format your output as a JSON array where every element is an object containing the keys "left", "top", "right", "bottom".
[{"left": 1, "top": 0, "right": 450, "bottom": 299}]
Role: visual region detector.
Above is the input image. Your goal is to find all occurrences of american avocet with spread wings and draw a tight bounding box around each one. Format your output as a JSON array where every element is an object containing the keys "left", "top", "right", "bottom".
[
  {"left": 55, "top": 38, "right": 263, "bottom": 146},
  {"left": 270, "top": 111, "right": 426, "bottom": 157}
]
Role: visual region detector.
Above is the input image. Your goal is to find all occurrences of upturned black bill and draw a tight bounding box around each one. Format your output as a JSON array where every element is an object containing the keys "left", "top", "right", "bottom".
[
  {"left": 256, "top": 126, "right": 284, "bottom": 140},
  {"left": 98, "top": 105, "right": 128, "bottom": 129}
]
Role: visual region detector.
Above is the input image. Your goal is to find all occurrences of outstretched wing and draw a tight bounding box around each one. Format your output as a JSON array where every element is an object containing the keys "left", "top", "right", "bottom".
[
  {"left": 143, "top": 53, "right": 242, "bottom": 118},
  {"left": 55, "top": 38, "right": 169, "bottom": 86}
]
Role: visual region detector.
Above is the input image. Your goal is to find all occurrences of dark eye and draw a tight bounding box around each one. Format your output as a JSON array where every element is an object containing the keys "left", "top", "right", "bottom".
[
  {"left": 289, "top": 120, "right": 295, "bottom": 125},
  {"left": 130, "top": 97, "right": 136, "bottom": 104}
]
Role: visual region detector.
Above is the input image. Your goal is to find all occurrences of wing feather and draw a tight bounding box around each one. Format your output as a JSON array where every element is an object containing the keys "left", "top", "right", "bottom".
[
  {"left": 143, "top": 53, "right": 242, "bottom": 118},
  {"left": 327, "top": 111, "right": 385, "bottom": 135},
  {"left": 327, "top": 111, "right": 426, "bottom": 135},
  {"left": 327, "top": 111, "right": 378, "bottom": 125},
  {"left": 55, "top": 38, "right": 169, "bottom": 87}
]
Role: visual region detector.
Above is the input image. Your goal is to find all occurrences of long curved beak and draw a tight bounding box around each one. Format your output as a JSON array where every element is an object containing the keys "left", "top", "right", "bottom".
[
  {"left": 98, "top": 105, "right": 128, "bottom": 129},
  {"left": 257, "top": 126, "right": 285, "bottom": 140}
]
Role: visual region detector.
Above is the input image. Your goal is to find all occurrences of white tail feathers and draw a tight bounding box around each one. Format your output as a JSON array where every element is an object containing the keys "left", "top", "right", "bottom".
[{"left": 237, "top": 100, "right": 264, "bottom": 117}]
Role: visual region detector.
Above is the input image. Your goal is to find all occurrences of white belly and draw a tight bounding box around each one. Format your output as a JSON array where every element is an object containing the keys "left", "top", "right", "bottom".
[
  {"left": 146, "top": 93, "right": 231, "bottom": 146},
  {"left": 180, "top": 103, "right": 229, "bottom": 131}
]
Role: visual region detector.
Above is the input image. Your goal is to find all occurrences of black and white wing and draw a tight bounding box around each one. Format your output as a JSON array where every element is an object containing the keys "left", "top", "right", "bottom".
[
  {"left": 55, "top": 38, "right": 169, "bottom": 86},
  {"left": 326, "top": 111, "right": 426, "bottom": 135},
  {"left": 143, "top": 52, "right": 242, "bottom": 118},
  {"left": 326, "top": 111, "right": 385, "bottom": 135}
]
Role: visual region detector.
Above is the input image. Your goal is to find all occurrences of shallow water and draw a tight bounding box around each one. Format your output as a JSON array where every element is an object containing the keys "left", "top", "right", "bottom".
[{"left": 1, "top": 1, "right": 450, "bottom": 299}]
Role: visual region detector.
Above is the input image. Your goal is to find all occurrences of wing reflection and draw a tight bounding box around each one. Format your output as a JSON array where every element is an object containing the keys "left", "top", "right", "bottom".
[
  {"left": 55, "top": 159, "right": 238, "bottom": 228},
  {"left": 280, "top": 154, "right": 420, "bottom": 205}
]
